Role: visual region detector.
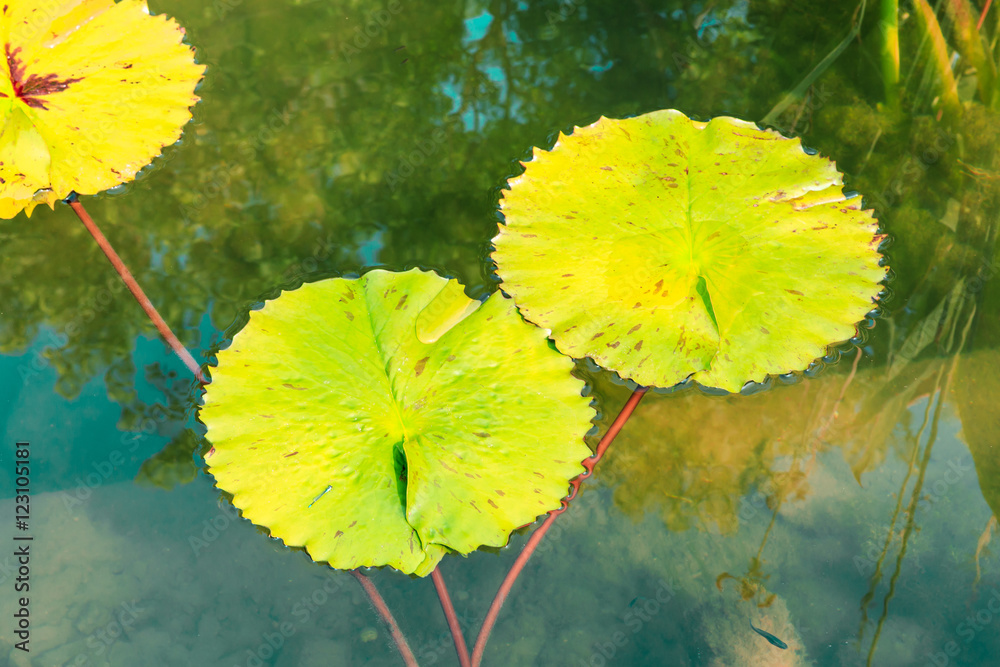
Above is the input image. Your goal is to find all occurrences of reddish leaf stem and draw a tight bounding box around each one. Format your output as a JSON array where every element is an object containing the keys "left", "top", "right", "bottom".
[
  {"left": 431, "top": 567, "right": 471, "bottom": 667},
  {"left": 351, "top": 570, "right": 421, "bottom": 667},
  {"left": 470, "top": 386, "right": 648, "bottom": 667},
  {"left": 977, "top": 0, "right": 993, "bottom": 30},
  {"left": 66, "top": 194, "right": 205, "bottom": 383}
]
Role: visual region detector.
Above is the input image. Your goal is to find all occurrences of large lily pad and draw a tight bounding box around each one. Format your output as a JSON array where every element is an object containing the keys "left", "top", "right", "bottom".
[
  {"left": 492, "top": 110, "right": 886, "bottom": 392},
  {"left": 199, "top": 269, "right": 593, "bottom": 576}
]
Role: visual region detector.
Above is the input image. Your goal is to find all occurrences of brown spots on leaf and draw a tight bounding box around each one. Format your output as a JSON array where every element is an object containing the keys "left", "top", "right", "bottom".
[
  {"left": 608, "top": 341, "right": 620, "bottom": 348},
  {"left": 653, "top": 279, "right": 663, "bottom": 292},
  {"left": 465, "top": 472, "right": 476, "bottom": 479},
  {"left": 634, "top": 340, "right": 643, "bottom": 351},
  {"left": 414, "top": 356, "right": 429, "bottom": 377},
  {"left": 395, "top": 295, "right": 408, "bottom": 310},
  {"left": 344, "top": 311, "right": 355, "bottom": 321},
  {"left": 283, "top": 383, "right": 307, "bottom": 390},
  {"left": 633, "top": 302, "right": 642, "bottom": 309},
  {"left": 562, "top": 273, "right": 574, "bottom": 277},
  {"left": 628, "top": 324, "right": 642, "bottom": 334},
  {"left": 591, "top": 332, "right": 604, "bottom": 340},
  {"left": 533, "top": 472, "right": 545, "bottom": 478},
  {"left": 474, "top": 432, "right": 489, "bottom": 438},
  {"left": 470, "top": 501, "right": 482, "bottom": 513},
  {"left": 495, "top": 489, "right": 505, "bottom": 496},
  {"left": 760, "top": 327, "right": 770, "bottom": 334},
  {"left": 785, "top": 289, "right": 804, "bottom": 296},
  {"left": 488, "top": 499, "right": 499, "bottom": 509},
  {"left": 260, "top": 415, "right": 275, "bottom": 419},
  {"left": 349, "top": 521, "right": 357, "bottom": 528},
  {"left": 522, "top": 233, "right": 538, "bottom": 237},
  {"left": 600, "top": 166, "right": 613, "bottom": 171},
  {"left": 335, "top": 530, "right": 344, "bottom": 538},
  {"left": 283, "top": 451, "right": 298, "bottom": 457}
]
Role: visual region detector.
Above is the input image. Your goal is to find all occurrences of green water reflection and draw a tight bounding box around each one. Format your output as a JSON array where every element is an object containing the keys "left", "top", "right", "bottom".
[{"left": 2, "top": 0, "right": 1000, "bottom": 665}]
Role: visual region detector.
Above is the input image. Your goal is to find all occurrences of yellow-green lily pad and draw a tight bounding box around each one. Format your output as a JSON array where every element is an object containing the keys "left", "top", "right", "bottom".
[
  {"left": 492, "top": 110, "right": 886, "bottom": 392},
  {"left": 199, "top": 269, "right": 593, "bottom": 576}
]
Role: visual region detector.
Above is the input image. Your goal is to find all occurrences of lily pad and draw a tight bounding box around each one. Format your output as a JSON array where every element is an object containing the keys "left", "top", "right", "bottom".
[
  {"left": 492, "top": 110, "right": 886, "bottom": 392},
  {"left": 0, "top": 0, "right": 205, "bottom": 218},
  {"left": 199, "top": 269, "right": 593, "bottom": 576}
]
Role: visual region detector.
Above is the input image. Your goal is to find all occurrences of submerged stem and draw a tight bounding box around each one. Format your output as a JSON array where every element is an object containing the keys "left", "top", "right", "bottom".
[
  {"left": 470, "top": 386, "right": 648, "bottom": 667},
  {"left": 66, "top": 194, "right": 205, "bottom": 383},
  {"left": 431, "top": 567, "right": 471, "bottom": 667},
  {"left": 351, "top": 570, "right": 421, "bottom": 667}
]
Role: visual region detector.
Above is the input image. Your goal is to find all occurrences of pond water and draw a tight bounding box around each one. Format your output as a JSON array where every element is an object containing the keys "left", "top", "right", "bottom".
[{"left": 2, "top": 1, "right": 1000, "bottom": 666}]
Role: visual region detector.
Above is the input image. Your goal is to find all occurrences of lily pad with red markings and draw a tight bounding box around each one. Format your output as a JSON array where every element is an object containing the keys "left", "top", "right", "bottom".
[
  {"left": 199, "top": 269, "right": 594, "bottom": 576},
  {"left": 492, "top": 109, "right": 886, "bottom": 392},
  {"left": 0, "top": 0, "right": 204, "bottom": 218}
]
